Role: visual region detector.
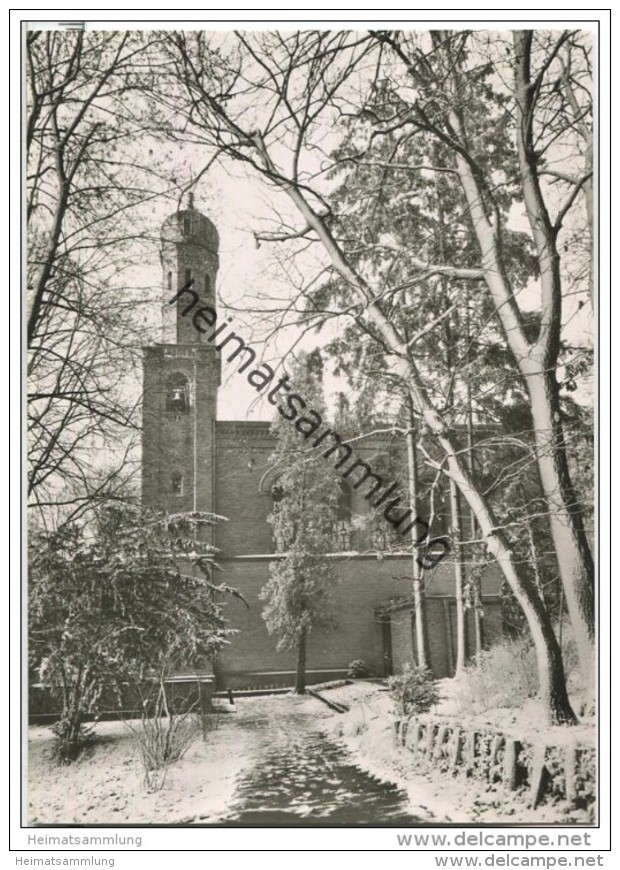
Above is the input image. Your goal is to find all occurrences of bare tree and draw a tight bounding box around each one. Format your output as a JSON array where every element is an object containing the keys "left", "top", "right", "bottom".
[
  {"left": 163, "top": 30, "right": 581, "bottom": 724},
  {"left": 404, "top": 398, "right": 429, "bottom": 669},
  {"left": 26, "top": 30, "right": 175, "bottom": 523}
]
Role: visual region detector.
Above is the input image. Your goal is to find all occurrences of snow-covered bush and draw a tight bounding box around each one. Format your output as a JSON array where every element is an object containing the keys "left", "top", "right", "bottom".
[
  {"left": 387, "top": 664, "right": 440, "bottom": 717},
  {"left": 125, "top": 680, "right": 201, "bottom": 791},
  {"left": 347, "top": 659, "right": 371, "bottom": 678},
  {"left": 29, "top": 506, "right": 237, "bottom": 762},
  {"left": 453, "top": 638, "right": 539, "bottom": 712}
]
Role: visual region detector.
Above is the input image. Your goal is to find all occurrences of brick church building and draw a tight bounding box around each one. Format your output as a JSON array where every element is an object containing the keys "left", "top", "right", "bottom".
[{"left": 141, "top": 204, "right": 504, "bottom": 690}]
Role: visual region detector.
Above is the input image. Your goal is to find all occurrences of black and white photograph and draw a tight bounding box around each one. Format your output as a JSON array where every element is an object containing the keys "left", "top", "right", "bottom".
[{"left": 13, "top": 10, "right": 610, "bottom": 858}]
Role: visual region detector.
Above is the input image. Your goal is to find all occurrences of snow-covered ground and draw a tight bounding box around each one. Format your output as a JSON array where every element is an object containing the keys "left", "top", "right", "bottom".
[
  {"left": 321, "top": 681, "right": 596, "bottom": 825},
  {"left": 27, "top": 682, "right": 595, "bottom": 826},
  {"left": 28, "top": 710, "right": 253, "bottom": 824}
]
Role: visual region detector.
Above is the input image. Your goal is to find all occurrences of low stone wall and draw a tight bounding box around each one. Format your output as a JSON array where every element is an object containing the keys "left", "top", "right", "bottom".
[{"left": 397, "top": 716, "right": 596, "bottom": 814}]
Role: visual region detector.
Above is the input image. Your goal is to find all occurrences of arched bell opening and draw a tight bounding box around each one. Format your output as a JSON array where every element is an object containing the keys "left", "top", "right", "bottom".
[{"left": 165, "top": 372, "right": 191, "bottom": 414}]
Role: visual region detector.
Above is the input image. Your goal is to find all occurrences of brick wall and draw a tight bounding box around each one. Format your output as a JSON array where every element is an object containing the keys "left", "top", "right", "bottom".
[
  {"left": 212, "top": 422, "right": 486, "bottom": 559},
  {"left": 216, "top": 554, "right": 504, "bottom": 685},
  {"left": 215, "top": 423, "right": 275, "bottom": 556}
]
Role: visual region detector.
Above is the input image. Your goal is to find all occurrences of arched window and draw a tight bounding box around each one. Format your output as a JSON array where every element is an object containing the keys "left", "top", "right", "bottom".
[
  {"left": 170, "top": 472, "right": 184, "bottom": 496},
  {"left": 166, "top": 372, "right": 190, "bottom": 414},
  {"left": 337, "top": 480, "right": 352, "bottom": 522},
  {"left": 167, "top": 272, "right": 172, "bottom": 292},
  {"left": 183, "top": 213, "right": 191, "bottom": 236},
  {"left": 205, "top": 274, "right": 211, "bottom": 294},
  {"left": 185, "top": 267, "right": 193, "bottom": 287}
]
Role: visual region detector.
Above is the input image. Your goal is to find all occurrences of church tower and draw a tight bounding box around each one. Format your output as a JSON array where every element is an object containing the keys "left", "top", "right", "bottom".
[{"left": 141, "top": 202, "right": 220, "bottom": 527}]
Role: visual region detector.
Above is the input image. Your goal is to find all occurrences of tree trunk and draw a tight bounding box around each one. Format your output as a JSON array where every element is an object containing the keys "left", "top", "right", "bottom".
[
  {"left": 526, "top": 516, "right": 545, "bottom": 603},
  {"left": 560, "top": 58, "right": 594, "bottom": 307},
  {"left": 465, "top": 294, "right": 484, "bottom": 661},
  {"left": 449, "top": 477, "right": 467, "bottom": 676},
  {"left": 525, "top": 364, "right": 595, "bottom": 685},
  {"left": 473, "top": 585, "right": 484, "bottom": 663},
  {"left": 295, "top": 628, "right": 307, "bottom": 694},
  {"left": 405, "top": 399, "right": 429, "bottom": 668},
  {"left": 513, "top": 31, "right": 594, "bottom": 685}
]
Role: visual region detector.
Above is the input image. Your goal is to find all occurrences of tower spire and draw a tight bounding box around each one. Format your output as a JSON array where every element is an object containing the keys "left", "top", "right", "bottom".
[{"left": 160, "top": 204, "right": 219, "bottom": 345}]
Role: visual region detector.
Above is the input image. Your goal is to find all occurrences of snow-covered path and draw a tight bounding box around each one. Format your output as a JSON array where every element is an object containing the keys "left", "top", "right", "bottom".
[{"left": 215, "top": 699, "right": 420, "bottom": 825}]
